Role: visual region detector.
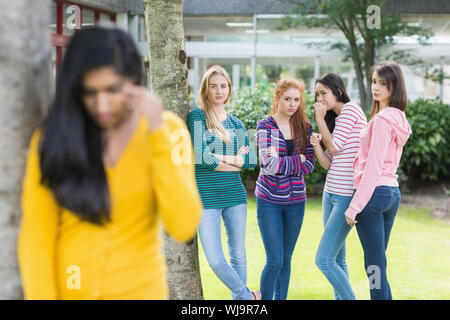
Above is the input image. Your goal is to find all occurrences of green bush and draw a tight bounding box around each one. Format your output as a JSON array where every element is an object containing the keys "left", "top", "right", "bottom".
[
  {"left": 401, "top": 98, "right": 450, "bottom": 186},
  {"left": 229, "top": 83, "right": 274, "bottom": 190},
  {"left": 229, "top": 83, "right": 274, "bottom": 130}
]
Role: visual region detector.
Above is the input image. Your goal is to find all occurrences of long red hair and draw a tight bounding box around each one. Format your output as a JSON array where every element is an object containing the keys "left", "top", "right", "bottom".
[{"left": 270, "top": 76, "right": 310, "bottom": 152}]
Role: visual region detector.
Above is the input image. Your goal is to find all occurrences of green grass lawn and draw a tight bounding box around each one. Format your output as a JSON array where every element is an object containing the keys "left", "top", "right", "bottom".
[{"left": 198, "top": 197, "right": 450, "bottom": 300}]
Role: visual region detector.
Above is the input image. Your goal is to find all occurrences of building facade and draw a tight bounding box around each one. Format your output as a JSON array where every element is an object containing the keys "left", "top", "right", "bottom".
[
  {"left": 49, "top": 0, "right": 450, "bottom": 105},
  {"left": 181, "top": 0, "right": 450, "bottom": 105},
  {"left": 49, "top": 0, "right": 147, "bottom": 89}
]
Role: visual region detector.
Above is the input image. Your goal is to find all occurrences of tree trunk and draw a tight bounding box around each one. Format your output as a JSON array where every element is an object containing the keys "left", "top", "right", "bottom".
[
  {"left": 348, "top": 41, "right": 369, "bottom": 110},
  {"left": 0, "top": 0, "right": 51, "bottom": 299},
  {"left": 336, "top": 15, "right": 370, "bottom": 110},
  {"left": 143, "top": 0, "right": 203, "bottom": 300},
  {"left": 364, "top": 38, "right": 376, "bottom": 111}
]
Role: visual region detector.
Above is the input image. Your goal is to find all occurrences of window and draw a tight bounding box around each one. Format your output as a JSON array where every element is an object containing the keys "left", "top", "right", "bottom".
[{"left": 50, "top": 0, "right": 116, "bottom": 73}]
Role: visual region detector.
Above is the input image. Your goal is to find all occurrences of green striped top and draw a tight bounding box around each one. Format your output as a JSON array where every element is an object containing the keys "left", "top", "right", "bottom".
[{"left": 186, "top": 108, "right": 257, "bottom": 209}]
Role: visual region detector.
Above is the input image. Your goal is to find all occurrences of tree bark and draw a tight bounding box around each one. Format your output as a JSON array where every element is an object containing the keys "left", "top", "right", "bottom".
[
  {"left": 0, "top": 0, "right": 51, "bottom": 299},
  {"left": 364, "top": 38, "right": 376, "bottom": 110},
  {"left": 143, "top": 0, "right": 203, "bottom": 300},
  {"left": 350, "top": 48, "right": 369, "bottom": 109},
  {"left": 336, "top": 15, "right": 369, "bottom": 110}
]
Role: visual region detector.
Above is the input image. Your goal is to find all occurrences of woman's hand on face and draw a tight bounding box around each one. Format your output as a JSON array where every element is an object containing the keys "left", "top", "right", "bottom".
[
  {"left": 123, "top": 83, "right": 164, "bottom": 131},
  {"left": 313, "top": 102, "right": 327, "bottom": 120},
  {"left": 310, "top": 132, "right": 322, "bottom": 146}
]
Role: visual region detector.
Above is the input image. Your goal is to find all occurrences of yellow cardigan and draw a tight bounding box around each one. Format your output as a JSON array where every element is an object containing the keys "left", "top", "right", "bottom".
[{"left": 17, "top": 111, "right": 202, "bottom": 300}]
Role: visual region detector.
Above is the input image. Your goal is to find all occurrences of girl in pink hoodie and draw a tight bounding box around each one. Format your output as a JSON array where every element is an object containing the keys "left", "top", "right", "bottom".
[{"left": 344, "top": 62, "right": 412, "bottom": 300}]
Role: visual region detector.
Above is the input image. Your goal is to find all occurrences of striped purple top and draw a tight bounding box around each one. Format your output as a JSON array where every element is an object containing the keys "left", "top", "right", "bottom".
[{"left": 255, "top": 116, "right": 315, "bottom": 205}]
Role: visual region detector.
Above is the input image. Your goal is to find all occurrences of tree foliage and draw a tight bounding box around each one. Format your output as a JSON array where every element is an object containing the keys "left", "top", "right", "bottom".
[{"left": 278, "top": 0, "right": 433, "bottom": 109}]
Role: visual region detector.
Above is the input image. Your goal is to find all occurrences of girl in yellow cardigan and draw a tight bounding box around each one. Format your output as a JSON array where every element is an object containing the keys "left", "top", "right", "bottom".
[{"left": 17, "top": 26, "right": 202, "bottom": 300}]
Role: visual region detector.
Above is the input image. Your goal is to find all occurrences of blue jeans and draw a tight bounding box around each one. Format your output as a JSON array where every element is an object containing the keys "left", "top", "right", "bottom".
[
  {"left": 198, "top": 203, "right": 252, "bottom": 300},
  {"left": 256, "top": 198, "right": 305, "bottom": 300},
  {"left": 355, "top": 186, "right": 400, "bottom": 300},
  {"left": 315, "top": 191, "right": 356, "bottom": 300}
]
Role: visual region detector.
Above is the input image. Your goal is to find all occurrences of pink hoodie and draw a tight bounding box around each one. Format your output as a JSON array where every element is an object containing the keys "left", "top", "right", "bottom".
[{"left": 345, "top": 107, "right": 412, "bottom": 220}]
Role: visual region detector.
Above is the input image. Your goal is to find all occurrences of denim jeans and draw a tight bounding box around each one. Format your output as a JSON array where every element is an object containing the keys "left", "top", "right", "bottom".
[
  {"left": 355, "top": 185, "right": 401, "bottom": 300},
  {"left": 198, "top": 203, "right": 253, "bottom": 300},
  {"left": 315, "top": 191, "right": 356, "bottom": 300},
  {"left": 256, "top": 198, "right": 305, "bottom": 300}
]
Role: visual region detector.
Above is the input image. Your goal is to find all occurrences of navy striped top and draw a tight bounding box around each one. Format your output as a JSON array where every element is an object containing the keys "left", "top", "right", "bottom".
[
  {"left": 255, "top": 116, "right": 315, "bottom": 205},
  {"left": 187, "top": 108, "right": 257, "bottom": 209}
]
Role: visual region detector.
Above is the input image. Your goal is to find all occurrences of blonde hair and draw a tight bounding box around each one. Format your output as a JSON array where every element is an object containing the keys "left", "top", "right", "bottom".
[{"left": 198, "top": 65, "right": 232, "bottom": 143}]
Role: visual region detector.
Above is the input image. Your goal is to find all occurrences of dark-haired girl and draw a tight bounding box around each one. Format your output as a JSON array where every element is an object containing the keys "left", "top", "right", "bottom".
[
  {"left": 17, "top": 26, "right": 202, "bottom": 299},
  {"left": 344, "top": 62, "right": 412, "bottom": 300},
  {"left": 310, "top": 73, "right": 367, "bottom": 300}
]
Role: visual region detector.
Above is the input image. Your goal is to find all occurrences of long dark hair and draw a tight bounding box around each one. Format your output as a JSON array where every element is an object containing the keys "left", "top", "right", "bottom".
[
  {"left": 370, "top": 61, "right": 407, "bottom": 119},
  {"left": 315, "top": 73, "right": 351, "bottom": 133},
  {"left": 39, "top": 26, "right": 143, "bottom": 225}
]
